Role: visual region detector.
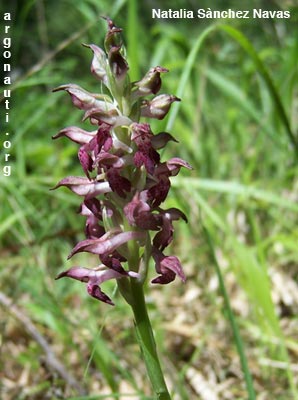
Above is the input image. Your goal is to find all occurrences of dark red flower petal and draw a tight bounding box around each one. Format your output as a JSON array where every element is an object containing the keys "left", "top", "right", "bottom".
[
  {"left": 108, "top": 46, "right": 129, "bottom": 81},
  {"left": 78, "top": 146, "right": 93, "bottom": 178},
  {"left": 150, "top": 132, "right": 178, "bottom": 150},
  {"left": 147, "top": 175, "right": 171, "bottom": 207},
  {"left": 151, "top": 270, "right": 176, "bottom": 284},
  {"left": 152, "top": 249, "right": 186, "bottom": 284},
  {"left": 124, "top": 193, "right": 161, "bottom": 230},
  {"left": 87, "top": 283, "right": 114, "bottom": 305},
  {"left": 106, "top": 169, "right": 131, "bottom": 198}
]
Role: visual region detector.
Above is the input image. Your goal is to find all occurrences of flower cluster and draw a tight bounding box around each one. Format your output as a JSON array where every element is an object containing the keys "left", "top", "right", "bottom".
[{"left": 53, "top": 18, "right": 192, "bottom": 305}]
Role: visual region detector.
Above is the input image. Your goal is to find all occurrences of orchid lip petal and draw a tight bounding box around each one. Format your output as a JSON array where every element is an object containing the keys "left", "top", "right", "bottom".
[
  {"left": 162, "top": 256, "right": 186, "bottom": 283},
  {"left": 68, "top": 230, "right": 146, "bottom": 259},
  {"left": 51, "top": 176, "right": 112, "bottom": 197},
  {"left": 152, "top": 249, "right": 186, "bottom": 284}
]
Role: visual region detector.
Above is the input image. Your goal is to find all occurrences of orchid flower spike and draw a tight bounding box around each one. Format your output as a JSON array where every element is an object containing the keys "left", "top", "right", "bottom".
[{"left": 53, "top": 18, "right": 192, "bottom": 305}]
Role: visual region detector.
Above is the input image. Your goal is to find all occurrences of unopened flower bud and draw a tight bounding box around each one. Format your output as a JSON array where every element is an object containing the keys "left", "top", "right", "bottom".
[
  {"left": 108, "top": 46, "right": 128, "bottom": 81},
  {"left": 52, "top": 84, "right": 113, "bottom": 111},
  {"left": 103, "top": 17, "right": 123, "bottom": 52},
  {"left": 133, "top": 66, "right": 168, "bottom": 98},
  {"left": 141, "top": 94, "right": 180, "bottom": 120},
  {"left": 83, "top": 44, "right": 109, "bottom": 86}
]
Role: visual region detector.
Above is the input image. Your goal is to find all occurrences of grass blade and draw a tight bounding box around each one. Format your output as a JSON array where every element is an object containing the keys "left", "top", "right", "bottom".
[
  {"left": 203, "top": 226, "right": 256, "bottom": 400},
  {"left": 165, "top": 25, "right": 216, "bottom": 132},
  {"left": 165, "top": 24, "right": 297, "bottom": 156},
  {"left": 172, "top": 177, "right": 298, "bottom": 212},
  {"left": 218, "top": 24, "right": 298, "bottom": 157}
]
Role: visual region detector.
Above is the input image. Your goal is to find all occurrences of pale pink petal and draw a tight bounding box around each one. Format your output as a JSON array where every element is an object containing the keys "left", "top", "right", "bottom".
[
  {"left": 68, "top": 230, "right": 146, "bottom": 258},
  {"left": 52, "top": 176, "right": 112, "bottom": 197},
  {"left": 52, "top": 126, "right": 97, "bottom": 144}
]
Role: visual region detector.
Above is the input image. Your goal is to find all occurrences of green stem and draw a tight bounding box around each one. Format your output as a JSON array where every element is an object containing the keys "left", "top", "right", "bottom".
[
  {"left": 130, "top": 279, "right": 172, "bottom": 400},
  {"left": 127, "top": 0, "right": 139, "bottom": 81}
]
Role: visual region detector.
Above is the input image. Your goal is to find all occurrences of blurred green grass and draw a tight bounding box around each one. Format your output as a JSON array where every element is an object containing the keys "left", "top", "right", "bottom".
[{"left": 1, "top": 0, "right": 298, "bottom": 399}]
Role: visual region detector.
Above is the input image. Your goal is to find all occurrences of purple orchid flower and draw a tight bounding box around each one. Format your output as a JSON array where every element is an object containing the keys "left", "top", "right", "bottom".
[
  {"left": 151, "top": 248, "right": 186, "bottom": 284},
  {"left": 56, "top": 266, "right": 139, "bottom": 305}
]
